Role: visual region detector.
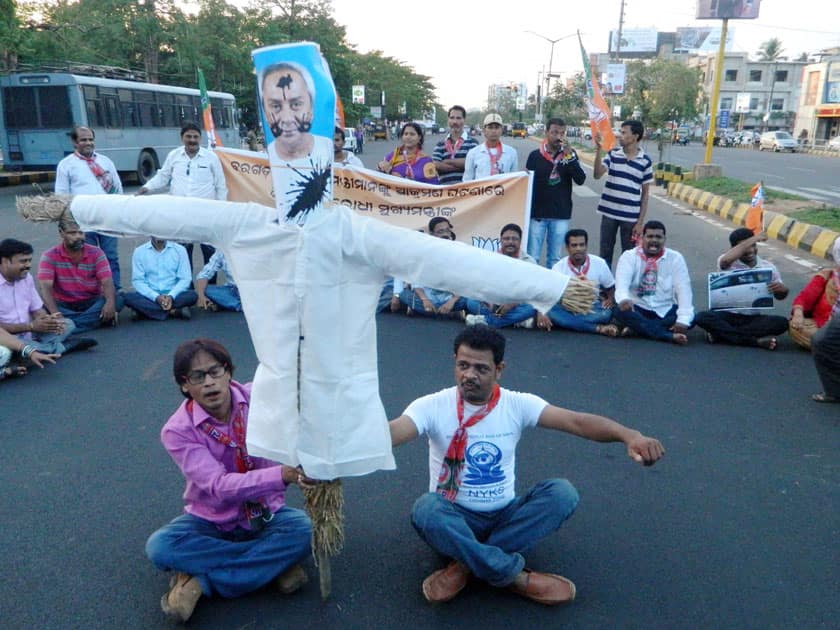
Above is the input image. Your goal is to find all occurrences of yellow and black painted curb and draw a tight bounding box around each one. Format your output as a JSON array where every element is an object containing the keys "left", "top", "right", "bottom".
[
  {"left": 668, "top": 181, "right": 839, "bottom": 260},
  {"left": 0, "top": 171, "right": 56, "bottom": 187}
]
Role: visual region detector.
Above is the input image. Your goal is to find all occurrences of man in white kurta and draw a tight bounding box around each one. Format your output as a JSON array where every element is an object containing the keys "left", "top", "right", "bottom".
[{"left": 68, "top": 195, "right": 581, "bottom": 481}]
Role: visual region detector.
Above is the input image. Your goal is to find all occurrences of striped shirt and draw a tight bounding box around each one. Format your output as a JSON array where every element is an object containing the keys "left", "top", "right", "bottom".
[
  {"left": 432, "top": 135, "right": 478, "bottom": 185},
  {"left": 38, "top": 243, "right": 111, "bottom": 304},
  {"left": 596, "top": 147, "right": 653, "bottom": 222}
]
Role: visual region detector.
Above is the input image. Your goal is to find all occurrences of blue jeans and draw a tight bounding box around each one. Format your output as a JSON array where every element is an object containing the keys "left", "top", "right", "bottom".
[
  {"left": 205, "top": 285, "right": 242, "bottom": 312},
  {"left": 464, "top": 299, "right": 536, "bottom": 328},
  {"left": 527, "top": 219, "right": 569, "bottom": 269},
  {"left": 124, "top": 291, "right": 198, "bottom": 320},
  {"left": 57, "top": 294, "right": 124, "bottom": 333},
  {"left": 613, "top": 303, "right": 682, "bottom": 341},
  {"left": 85, "top": 232, "right": 121, "bottom": 291},
  {"left": 411, "top": 479, "right": 579, "bottom": 587},
  {"left": 28, "top": 317, "right": 77, "bottom": 354},
  {"left": 400, "top": 289, "right": 472, "bottom": 317},
  {"left": 145, "top": 508, "right": 312, "bottom": 598},
  {"left": 547, "top": 302, "right": 613, "bottom": 333},
  {"left": 376, "top": 278, "right": 395, "bottom": 313}
]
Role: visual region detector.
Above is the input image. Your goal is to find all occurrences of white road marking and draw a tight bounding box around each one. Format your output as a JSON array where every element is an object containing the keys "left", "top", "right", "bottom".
[
  {"left": 799, "top": 187, "right": 840, "bottom": 200},
  {"left": 784, "top": 254, "right": 821, "bottom": 271},
  {"left": 767, "top": 185, "right": 830, "bottom": 200}
]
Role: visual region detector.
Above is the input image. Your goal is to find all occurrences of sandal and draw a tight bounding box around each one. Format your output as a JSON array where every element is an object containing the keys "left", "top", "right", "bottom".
[
  {"left": 811, "top": 392, "right": 840, "bottom": 403},
  {"left": 757, "top": 336, "right": 777, "bottom": 351},
  {"left": 596, "top": 324, "right": 619, "bottom": 337},
  {"left": 1, "top": 365, "right": 28, "bottom": 380}
]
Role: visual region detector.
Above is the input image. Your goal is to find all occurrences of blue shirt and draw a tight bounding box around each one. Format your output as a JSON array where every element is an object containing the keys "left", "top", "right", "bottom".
[
  {"left": 131, "top": 240, "right": 192, "bottom": 301},
  {"left": 196, "top": 250, "right": 237, "bottom": 288}
]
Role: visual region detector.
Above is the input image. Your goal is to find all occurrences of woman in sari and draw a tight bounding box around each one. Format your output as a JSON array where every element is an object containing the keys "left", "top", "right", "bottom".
[
  {"left": 789, "top": 236, "right": 840, "bottom": 350},
  {"left": 376, "top": 122, "right": 439, "bottom": 184}
]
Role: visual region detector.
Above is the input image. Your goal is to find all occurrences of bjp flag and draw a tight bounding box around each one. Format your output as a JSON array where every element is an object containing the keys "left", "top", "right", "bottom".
[
  {"left": 578, "top": 32, "right": 615, "bottom": 152},
  {"left": 746, "top": 182, "right": 764, "bottom": 234},
  {"left": 198, "top": 68, "right": 222, "bottom": 148},
  {"left": 335, "top": 93, "right": 346, "bottom": 130}
]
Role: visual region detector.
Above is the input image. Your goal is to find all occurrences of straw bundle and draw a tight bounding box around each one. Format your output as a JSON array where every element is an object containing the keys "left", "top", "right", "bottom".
[
  {"left": 559, "top": 277, "right": 597, "bottom": 314},
  {"left": 16, "top": 195, "right": 73, "bottom": 223},
  {"left": 302, "top": 479, "right": 344, "bottom": 600}
]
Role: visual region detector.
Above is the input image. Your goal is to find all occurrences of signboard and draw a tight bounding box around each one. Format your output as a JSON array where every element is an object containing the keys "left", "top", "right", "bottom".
[
  {"left": 369, "top": 105, "right": 382, "bottom": 118},
  {"left": 674, "top": 26, "right": 734, "bottom": 53},
  {"left": 696, "top": 0, "right": 761, "bottom": 20},
  {"left": 826, "top": 63, "right": 840, "bottom": 104},
  {"left": 515, "top": 96, "right": 526, "bottom": 111},
  {"left": 352, "top": 85, "right": 365, "bottom": 104},
  {"left": 718, "top": 109, "right": 731, "bottom": 128},
  {"left": 609, "top": 28, "right": 658, "bottom": 54},
  {"left": 605, "top": 63, "right": 626, "bottom": 94},
  {"left": 735, "top": 92, "right": 751, "bottom": 113}
]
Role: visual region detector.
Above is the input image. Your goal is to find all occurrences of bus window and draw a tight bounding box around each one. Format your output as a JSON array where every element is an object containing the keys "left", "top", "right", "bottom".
[
  {"left": 38, "top": 86, "right": 73, "bottom": 127},
  {"left": 118, "top": 89, "right": 138, "bottom": 127},
  {"left": 103, "top": 95, "right": 121, "bottom": 128},
  {"left": 2, "top": 87, "right": 37, "bottom": 128}
]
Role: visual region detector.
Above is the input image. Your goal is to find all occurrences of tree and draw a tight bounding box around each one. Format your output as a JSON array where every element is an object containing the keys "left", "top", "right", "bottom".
[
  {"left": 617, "top": 59, "right": 701, "bottom": 131},
  {"left": 544, "top": 73, "right": 586, "bottom": 123},
  {"left": 757, "top": 38, "right": 785, "bottom": 61}
]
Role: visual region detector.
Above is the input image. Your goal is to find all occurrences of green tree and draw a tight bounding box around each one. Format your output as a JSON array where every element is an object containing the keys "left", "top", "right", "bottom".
[
  {"left": 757, "top": 38, "right": 785, "bottom": 61},
  {"left": 544, "top": 73, "right": 586, "bottom": 123},
  {"left": 617, "top": 59, "right": 701, "bottom": 130}
]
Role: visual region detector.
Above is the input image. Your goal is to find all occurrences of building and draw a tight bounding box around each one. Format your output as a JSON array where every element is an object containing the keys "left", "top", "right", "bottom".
[
  {"left": 794, "top": 49, "right": 840, "bottom": 146},
  {"left": 689, "top": 53, "right": 807, "bottom": 132}
]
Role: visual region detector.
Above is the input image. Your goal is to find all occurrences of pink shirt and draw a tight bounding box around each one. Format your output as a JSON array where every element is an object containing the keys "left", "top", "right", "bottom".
[
  {"left": 37, "top": 243, "right": 111, "bottom": 304},
  {"left": 0, "top": 273, "right": 43, "bottom": 339},
  {"left": 161, "top": 380, "right": 287, "bottom": 531}
]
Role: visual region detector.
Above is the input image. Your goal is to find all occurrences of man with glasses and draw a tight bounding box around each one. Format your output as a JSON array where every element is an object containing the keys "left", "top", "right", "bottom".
[
  {"left": 138, "top": 122, "right": 227, "bottom": 277},
  {"left": 145, "top": 338, "right": 315, "bottom": 623}
]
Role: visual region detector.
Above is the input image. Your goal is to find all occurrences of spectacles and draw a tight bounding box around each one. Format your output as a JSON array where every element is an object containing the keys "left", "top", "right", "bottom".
[{"left": 185, "top": 364, "right": 226, "bottom": 385}]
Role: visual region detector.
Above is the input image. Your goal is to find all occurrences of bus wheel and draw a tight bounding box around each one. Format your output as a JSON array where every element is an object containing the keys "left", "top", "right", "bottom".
[{"left": 137, "top": 150, "right": 157, "bottom": 185}]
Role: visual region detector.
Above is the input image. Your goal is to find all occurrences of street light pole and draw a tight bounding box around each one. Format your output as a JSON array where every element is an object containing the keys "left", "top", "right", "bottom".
[{"left": 526, "top": 31, "right": 577, "bottom": 118}]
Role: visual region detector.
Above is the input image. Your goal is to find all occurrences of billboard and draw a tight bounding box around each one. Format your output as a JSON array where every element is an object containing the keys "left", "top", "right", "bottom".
[
  {"left": 826, "top": 63, "right": 840, "bottom": 104},
  {"left": 609, "top": 28, "right": 658, "bottom": 54},
  {"left": 674, "top": 26, "right": 735, "bottom": 53},
  {"left": 696, "top": 0, "right": 761, "bottom": 20},
  {"left": 604, "top": 63, "right": 626, "bottom": 95},
  {"left": 735, "top": 92, "right": 751, "bottom": 113},
  {"left": 352, "top": 85, "right": 365, "bottom": 104}
]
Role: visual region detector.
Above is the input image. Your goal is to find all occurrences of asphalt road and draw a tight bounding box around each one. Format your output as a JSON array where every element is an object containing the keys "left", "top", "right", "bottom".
[{"left": 1, "top": 145, "right": 838, "bottom": 629}]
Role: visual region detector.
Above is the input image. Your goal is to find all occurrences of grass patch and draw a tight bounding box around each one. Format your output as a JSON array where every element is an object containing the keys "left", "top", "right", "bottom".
[
  {"left": 687, "top": 176, "right": 808, "bottom": 204},
  {"left": 789, "top": 207, "right": 840, "bottom": 232}
]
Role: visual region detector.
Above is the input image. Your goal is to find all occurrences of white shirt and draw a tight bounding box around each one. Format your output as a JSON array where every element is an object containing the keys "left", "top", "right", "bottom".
[
  {"left": 404, "top": 387, "right": 547, "bottom": 511},
  {"left": 553, "top": 254, "right": 615, "bottom": 290},
  {"left": 614, "top": 247, "right": 694, "bottom": 326},
  {"left": 462, "top": 142, "right": 519, "bottom": 181},
  {"left": 55, "top": 152, "right": 123, "bottom": 196},
  {"left": 334, "top": 152, "right": 363, "bottom": 167},
  {"left": 70, "top": 196, "right": 572, "bottom": 480},
  {"left": 143, "top": 146, "right": 227, "bottom": 200}
]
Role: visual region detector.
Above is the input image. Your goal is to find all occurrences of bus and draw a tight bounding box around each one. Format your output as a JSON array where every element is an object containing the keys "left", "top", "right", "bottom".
[{"left": 0, "top": 69, "right": 239, "bottom": 183}]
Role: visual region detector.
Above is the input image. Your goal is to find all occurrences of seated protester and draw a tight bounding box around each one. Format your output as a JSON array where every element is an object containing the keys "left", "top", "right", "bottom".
[
  {"left": 789, "top": 236, "right": 840, "bottom": 350},
  {"left": 612, "top": 220, "right": 694, "bottom": 345},
  {"left": 0, "top": 238, "right": 97, "bottom": 354},
  {"left": 399, "top": 218, "right": 472, "bottom": 318},
  {"left": 543, "top": 229, "right": 618, "bottom": 336},
  {"left": 37, "top": 217, "right": 122, "bottom": 333},
  {"left": 465, "top": 224, "right": 538, "bottom": 328},
  {"left": 695, "top": 228, "right": 788, "bottom": 350},
  {"left": 333, "top": 126, "right": 363, "bottom": 167},
  {"left": 124, "top": 238, "right": 197, "bottom": 321},
  {"left": 0, "top": 326, "right": 58, "bottom": 380},
  {"left": 195, "top": 250, "right": 241, "bottom": 312},
  {"left": 145, "top": 339, "right": 314, "bottom": 623}
]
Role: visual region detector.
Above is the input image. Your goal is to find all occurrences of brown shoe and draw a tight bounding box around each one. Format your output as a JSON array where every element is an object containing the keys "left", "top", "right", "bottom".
[
  {"left": 160, "top": 572, "right": 203, "bottom": 623},
  {"left": 509, "top": 569, "right": 576, "bottom": 605},
  {"left": 276, "top": 564, "right": 308, "bottom": 594},
  {"left": 422, "top": 561, "right": 470, "bottom": 603}
]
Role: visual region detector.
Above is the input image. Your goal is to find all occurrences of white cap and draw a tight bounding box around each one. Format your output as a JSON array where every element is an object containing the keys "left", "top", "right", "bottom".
[{"left": 483, "top": 113, "right": 503, "bottom": 126}]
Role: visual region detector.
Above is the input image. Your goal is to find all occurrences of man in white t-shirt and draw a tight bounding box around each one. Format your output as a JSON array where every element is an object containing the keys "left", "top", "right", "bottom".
[
  {"left": 542, "top": 228, "right": 618, "bottom": 336},
  {"left": 389, "top": 325, "right": 664, "bottom": 605}
]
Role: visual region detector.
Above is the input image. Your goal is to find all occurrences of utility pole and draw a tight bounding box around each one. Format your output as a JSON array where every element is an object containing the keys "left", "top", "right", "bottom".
[{"left": 614, "top": 0, "right": 626, "bottom": 61}]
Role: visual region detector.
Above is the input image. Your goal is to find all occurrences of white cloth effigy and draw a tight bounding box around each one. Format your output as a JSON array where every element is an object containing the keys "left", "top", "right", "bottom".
[{"left": 70, "top": 196, "right": 570, "bottom": 480}]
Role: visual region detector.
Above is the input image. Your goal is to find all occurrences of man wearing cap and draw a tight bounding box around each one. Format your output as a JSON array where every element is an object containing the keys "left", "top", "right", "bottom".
[
  {"left": 525, "top": 118, "right": 586, "bottom": 269},
  {"left": 463, "top": 114, "right": 518, "bottom": 181}
]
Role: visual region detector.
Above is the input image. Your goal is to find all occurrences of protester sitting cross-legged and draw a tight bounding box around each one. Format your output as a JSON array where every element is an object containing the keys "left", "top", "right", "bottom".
[
  {"left": 544, "top": 229, "right": 618, "bottom": 336},
  {"left": 389, "top": 325, "right": 664, "bottom": 605},
  {"left": 0, "top": 326, "right": 58, "bottom": 381},
  {"left": 124, "top": 238, "right": 197, "bottom": 321},
  {"left": 195, "top": 250, "right": 242, "bottom": 312},
  {"left": 145, "top": 338, "right": 315, "bottom": 624}
]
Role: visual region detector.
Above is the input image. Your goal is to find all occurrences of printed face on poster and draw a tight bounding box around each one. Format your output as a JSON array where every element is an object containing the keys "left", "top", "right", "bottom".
[
  {"left": 708, "top": 268, "right": 773, "bottom": 310},
  {"left": 696, "top": 0, "right": 761, "bottom": 20}
]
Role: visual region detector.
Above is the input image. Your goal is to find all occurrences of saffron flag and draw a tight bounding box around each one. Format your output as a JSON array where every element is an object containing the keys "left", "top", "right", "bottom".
[
  {"left": 747, "top": 181, "right": 764, "bottom": 234},
  {"left": 198, "top": 68, "right": 222, "bottom": 148},
  {"left": 578, "top": 32, "right": 615, "bottom": 152},
  {"left": 335, "top": 92, "right": 346, "bottom": 130}
]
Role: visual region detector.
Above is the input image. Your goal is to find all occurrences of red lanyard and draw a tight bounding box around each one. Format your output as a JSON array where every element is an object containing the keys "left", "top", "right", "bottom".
[
  {"left": 194, "top": 400, "right": 253, "bottom": 473},
  {"left": 445, "top": 136, "right": 463, "bottom": 159},
  {"left": 485, "top": 142, "right": 502, "bottom": 175}
]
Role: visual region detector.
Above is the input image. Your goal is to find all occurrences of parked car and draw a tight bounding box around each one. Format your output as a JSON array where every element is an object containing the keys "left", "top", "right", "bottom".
[
  {"left": 759, "top": 131, "right": 798, "bottom": 152},
  {"left": 827, "top": 135, "right": 840, "bottom": 151},
  {"left": 343, "top": 127, "right": 358, "bottom": 153}
]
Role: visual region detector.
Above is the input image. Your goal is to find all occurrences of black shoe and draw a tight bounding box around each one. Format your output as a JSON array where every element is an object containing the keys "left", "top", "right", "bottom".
[
  {"left": 179, "top": 307, "right": 192, "bottom": 320},
  {"left": 63, "top": 337, "right": 99, "bottom": 354}
]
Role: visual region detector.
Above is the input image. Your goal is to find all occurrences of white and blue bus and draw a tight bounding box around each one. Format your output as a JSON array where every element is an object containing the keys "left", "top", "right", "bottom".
[{"left": 0, "top": 70, "right": 239, "bottom": 183}]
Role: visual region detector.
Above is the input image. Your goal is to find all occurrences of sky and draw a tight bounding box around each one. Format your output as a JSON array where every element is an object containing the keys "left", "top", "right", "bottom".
[{"left": 329, "top": 0, "right": 840, "bottom": 110}]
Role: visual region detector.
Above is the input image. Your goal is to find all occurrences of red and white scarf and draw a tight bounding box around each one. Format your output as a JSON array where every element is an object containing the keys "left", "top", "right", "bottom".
[
  {"left": 75, "top": 152, "right": 116, "bottom": 194},
  {"left": 436, "top": 385, "right": 501, "bottom": 501},
  {"left": 636, "top": 247, "right": 664, "bottom": 297},
  {"left": 485, "top": 142, "right": 502, "bottom": 175},
  {"left": 567, "top": 255, "right": 591, "bottom": 278},
  {"left": 444, "top": 135, "right": 464, "bottom": 159}
]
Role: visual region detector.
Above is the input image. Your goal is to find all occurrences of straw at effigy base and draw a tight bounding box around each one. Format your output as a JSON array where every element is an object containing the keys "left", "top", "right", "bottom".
[
  {"left": 16, "top": 194, "right": 74, "bottom": 223},
  {"left": 560, "top": 277, "right": 597, "bottom": 314},
  {"left": 302, "top": 479, "right": 344, "bottom": 600}
]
